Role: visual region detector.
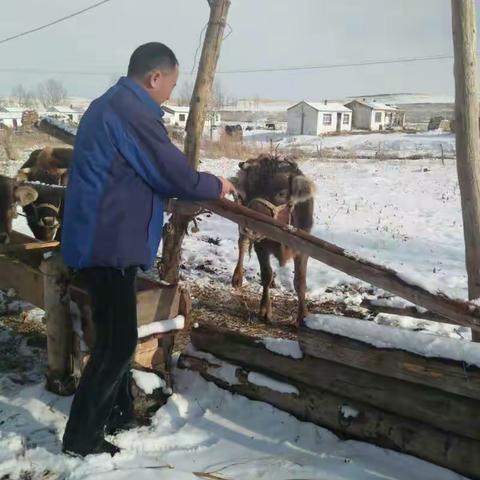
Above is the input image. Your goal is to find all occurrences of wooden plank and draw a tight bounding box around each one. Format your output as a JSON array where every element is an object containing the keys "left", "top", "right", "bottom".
[
  {"left": 179, "top": 352, "right": 480, "bottom": 480},
  {"left": 0, "top": 241, "right": 59, "bottom": 255},
  {"left": 69, "top": 278, "right": 181, "bottom": 328},
  {"left": 173, "top": 198, "right": 480, "bottom": 332},
  {"left": 135, "top": 281, "right": 180, "bottom": 326},
  {"left": 0, "top": 255, "right": 44, "bottom": 308},
  {"left": 299, "top": 325, "right": 480, "bottom": 401},
  {"left": 191, "top": 324, "right": 480, "bottom": 441}
]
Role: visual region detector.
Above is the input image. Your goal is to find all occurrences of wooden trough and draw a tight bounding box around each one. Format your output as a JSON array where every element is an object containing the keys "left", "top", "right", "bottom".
[
  {"left": 179, "top": 323, "right": 480, "bottom": 479},
  {"left": 0, "top": 230, "right": 190, "bottom": 398}
]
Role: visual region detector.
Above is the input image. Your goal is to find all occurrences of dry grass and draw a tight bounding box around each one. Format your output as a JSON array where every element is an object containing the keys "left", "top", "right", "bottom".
[
  {"left": 0, "top": 128, "right": 19, "bottom": 161},
  {"left": 201, "top": 133, "right": 269, "bottom": 160},
  {"left": 0, "top": 128, "right": 68, "bottom": 163}
]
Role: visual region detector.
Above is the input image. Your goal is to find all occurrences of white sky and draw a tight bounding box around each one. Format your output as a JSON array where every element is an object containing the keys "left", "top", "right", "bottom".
[{"left": 0, "top": 0, "right": 478, "bottom": 101}]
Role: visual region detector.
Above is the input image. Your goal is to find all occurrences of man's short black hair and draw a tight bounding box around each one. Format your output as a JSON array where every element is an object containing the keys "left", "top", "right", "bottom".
[{"left": 127, "top": 42, "right": 178, "bottom": 77}]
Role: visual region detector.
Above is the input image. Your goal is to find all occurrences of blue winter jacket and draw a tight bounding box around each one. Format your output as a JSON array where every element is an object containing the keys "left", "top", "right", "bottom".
[{"left": 61, "top": 77, "right": 221, "bottom": 270}]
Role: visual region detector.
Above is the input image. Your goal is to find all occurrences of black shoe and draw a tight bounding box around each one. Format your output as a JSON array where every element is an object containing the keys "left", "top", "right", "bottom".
[
  {"left": 63, "top": 439, "right": 121, "bottom": 458},
  {"left": 105, "top": 414, "right": 151, "bottom": 435}
]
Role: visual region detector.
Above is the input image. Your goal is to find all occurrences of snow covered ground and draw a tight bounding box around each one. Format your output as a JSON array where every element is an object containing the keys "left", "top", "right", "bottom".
[
  {"left": 0, "top": 329, "right": 468, "bottom": 480},
  {"left": 242, "top": 129, "right": 455, "bottom": 159},
  {"left": 186, "top": 152, "right": 466, "bottom": 303},
  {"left": 0, "top": 132, "right": 473, "bottom": 479}
]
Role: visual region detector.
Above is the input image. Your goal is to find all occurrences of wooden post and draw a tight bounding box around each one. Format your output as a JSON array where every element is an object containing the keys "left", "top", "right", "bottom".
[
  {"left": 159, "top": 0, "right": 231, "bottom": 283},
  {"left": 41, "top": 252, "right": 75, "bottom": 395},
  {"left": 451, "top": 0, "right": 480, "bottom": 342}
]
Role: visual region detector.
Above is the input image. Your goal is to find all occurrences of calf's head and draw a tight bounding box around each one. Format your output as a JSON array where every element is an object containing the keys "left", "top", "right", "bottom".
[
  {"left": 16, "top": 147, "right": 70, "bottom": 240},
  {"left": 0, "top": 175, "right": 38, "bottom": 244},
  {"left": 232, "top": 154, "right": 315, "bottom": 214}
]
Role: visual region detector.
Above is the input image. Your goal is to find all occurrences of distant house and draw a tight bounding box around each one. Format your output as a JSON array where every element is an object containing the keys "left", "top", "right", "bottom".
[
  {"left": 345, "top": 99, "right": 405, "bottom": 131},
  {"left": 0, "top": 106, "right": 24, "bottom": 128},
  {"left": 162, "top": 105, "right": 190, "bottom": 128},
  {"left": 46, "top": 105, "right": 83, "bottom": 124},
  {"left": 287, "top": 101, "right": 352, "bottom": 135}
]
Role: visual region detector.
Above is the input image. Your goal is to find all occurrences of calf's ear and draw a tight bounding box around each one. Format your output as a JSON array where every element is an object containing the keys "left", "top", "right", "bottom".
[
  {"left": 14, "top": 185, "right": 38, "bottom": 207},
  {"left": 291, "top": 176, "right": 316, "bottom": 203}
]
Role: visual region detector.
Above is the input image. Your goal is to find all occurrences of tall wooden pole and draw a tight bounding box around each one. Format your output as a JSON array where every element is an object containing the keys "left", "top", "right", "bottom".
[
  {"left": 451, "top": 0, "right": 480, "bottom": 316},
  {"left": 159, "top": 0, "right": 230, "bottom": 283},
  {"left": 184, "top": 0, "right": 231, "bottom": 168}
]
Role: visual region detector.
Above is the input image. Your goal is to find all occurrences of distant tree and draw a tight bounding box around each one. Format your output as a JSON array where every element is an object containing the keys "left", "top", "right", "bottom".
[
  {"left": 176, "top": 79, "right": 194, "bottom": 106},
  {"left": 11, "top": 84, "right": 36, "bottom": 107},
  {"left": 37, "top": 78, "right": 68, "bottom": 108},
  {"left": 210, "top": 80, "right": 225, "bottom": 110}
]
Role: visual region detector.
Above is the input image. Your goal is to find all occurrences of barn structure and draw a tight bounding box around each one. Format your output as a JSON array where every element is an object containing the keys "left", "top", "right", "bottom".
[
  {"left": 287, "top": 100, "right": 352, "bottom": 135},
  {"left": 46, "top": 105, "right": 84, "bottom": 124},
  {"left": 162, "top": 105, "right": 190, "bottom": 128},
  {"left": 345, "top": 99, "right": 405, "bottom": 131},
  {"left": 0, "top": 106, "right": 24, "bottom": 129}
]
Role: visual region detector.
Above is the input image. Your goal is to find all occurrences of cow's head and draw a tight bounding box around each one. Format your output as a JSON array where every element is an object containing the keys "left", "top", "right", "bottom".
[
  {"left": 16, "top": 146, "right": 71, "bottom": 241},
  {"left": 0, "top": 175, "right": 38, "bottom": 244},
  {"left": 232, "top": 154, "right": 316, "bottom": 210}
]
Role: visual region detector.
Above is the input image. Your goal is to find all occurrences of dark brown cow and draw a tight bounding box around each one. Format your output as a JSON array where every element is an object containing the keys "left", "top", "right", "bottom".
[
  {"left": 230, "top": 154, "right": 315, "bottom": 324},
  {"left": 16, "top": 146, "right": 72, "bottom": 241},
  {"left": 0, "top": 175, "right": 37, "bottom": 244}
]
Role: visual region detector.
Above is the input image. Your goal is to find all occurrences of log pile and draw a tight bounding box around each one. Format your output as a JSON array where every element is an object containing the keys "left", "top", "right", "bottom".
[{"left": 179, "top": 323, "right": 480, "bottom": 479}]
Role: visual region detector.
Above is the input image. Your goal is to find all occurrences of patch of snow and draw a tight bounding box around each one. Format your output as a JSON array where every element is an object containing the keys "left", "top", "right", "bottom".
[
  {"left": 370, "top": 296, "right": 417, "bottom": 309},
  {"left": 340, "top": 404, "right": 360, "bottom": 419},
  {"left": 305, "top": 314, "right": 480, "bottom": 366},
  {"left": 0, "top": 325, "right": 468, "bottom": 480},
  {"left": 131, "top": 369, "right": 167, "bottom": 395},
  {"left": 247, "top": 371, "right": 299, "bottom": 396},
  {"left": 137, "top": 315, "right": 185, "bottom": 339},
  {"left": 258, "top": 337, "right": 303, "bottom": 359},
  {"left": 184, "top": 344, "right": 240, "bottom": 385},
  {"left": 396, "top": 269, "right": 440, "bottom": 294},
  {"left": 374, "top": 312, "right": 472, "bottom": 341}
]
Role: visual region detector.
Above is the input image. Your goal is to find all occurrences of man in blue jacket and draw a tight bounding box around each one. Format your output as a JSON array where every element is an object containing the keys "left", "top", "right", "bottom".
[{"left": 61, "top": 42, "right": 235, "bottom": 457}]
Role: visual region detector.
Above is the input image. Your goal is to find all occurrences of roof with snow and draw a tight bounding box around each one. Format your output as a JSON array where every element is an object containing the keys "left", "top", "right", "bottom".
[
  {"left": 346, "top": 99, "right": 399, "bottom": 111},
  {"left": 162, "top": 105, "right": 190, "bottom": 114},
  {"left": 47, "top": 106, "right": 82, "bottom": 114},
  {"left": 288, "top": 101, "right": 352, "bottom": 113},
  {"left": 0, "top": 106, "right": 25, "bottom": 113}
]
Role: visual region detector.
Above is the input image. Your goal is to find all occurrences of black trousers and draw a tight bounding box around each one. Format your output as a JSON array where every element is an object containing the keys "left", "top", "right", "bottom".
[{"left": 63, "top": 266, "right": 138, "bottom": 448}]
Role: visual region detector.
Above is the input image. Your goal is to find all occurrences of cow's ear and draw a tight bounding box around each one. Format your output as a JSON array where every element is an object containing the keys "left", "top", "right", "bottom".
[
  {"left": 16, "top": 168, "right": 31, "bottom": 182},
  {"left": 238, "top": 161, "right": 246, "bottom": 170},
  {"left": 14, "top": 185, "right": 38, "bottom": 207},
  {"left": 283, "top": 155, "right": 298, "bottom": 168},
  {"left": 291, "top": 176, "right": 316, "bottom": 203}
]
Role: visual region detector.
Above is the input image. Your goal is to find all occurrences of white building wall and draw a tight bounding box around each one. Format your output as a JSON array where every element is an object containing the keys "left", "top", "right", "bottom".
[
  {"left": 340, "top": 112, "right": 352, "bottom": 131},
  {"left": 316, "top": 112, "right": 337, "bottom": 134},
  {"left": 370, "top": 110, "right": 385, "bottom": 131},
  {"left": 316, "top": 111, "right": 352, "bottom": 134}
]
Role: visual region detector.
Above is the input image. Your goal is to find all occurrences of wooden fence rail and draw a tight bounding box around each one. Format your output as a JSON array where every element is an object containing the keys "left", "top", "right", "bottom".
[{"left": 172, "top": 198, "right": 480, "bottom": 333}]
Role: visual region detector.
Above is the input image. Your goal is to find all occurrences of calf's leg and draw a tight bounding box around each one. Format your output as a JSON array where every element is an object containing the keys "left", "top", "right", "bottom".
[
  {"left": 232, "top": 233, "right": 250, "bottom": 288},
  {"left": 294, "top": 253, "right": 309, "bottom": 326},
  {"left": 255, "top": 242, "right": 273, "bottom": 321}
]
